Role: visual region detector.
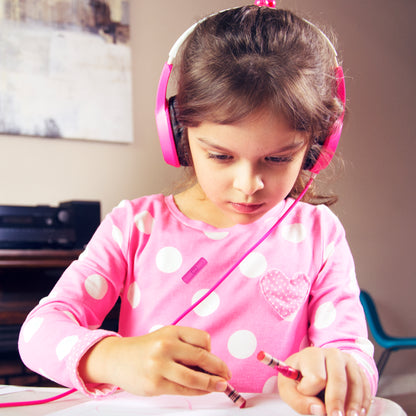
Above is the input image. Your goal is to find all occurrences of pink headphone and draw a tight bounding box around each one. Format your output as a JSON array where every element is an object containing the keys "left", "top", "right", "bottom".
[{"left": 155, "top": 4, "right": 346, "bottom": 175}]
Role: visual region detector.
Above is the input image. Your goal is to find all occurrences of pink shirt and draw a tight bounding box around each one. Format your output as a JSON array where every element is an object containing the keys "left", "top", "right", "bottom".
[{"left": 19, "top": 194, "right": 378, "bottom": 396}]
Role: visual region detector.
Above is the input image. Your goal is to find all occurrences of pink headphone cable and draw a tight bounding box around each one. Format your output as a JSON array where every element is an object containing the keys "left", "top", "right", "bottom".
[
  {"left": 0, "top": 387, "right": 77, "bottom": 408},
  {"left": 171, "top": 173, "right": 316, "bottom": 325}
]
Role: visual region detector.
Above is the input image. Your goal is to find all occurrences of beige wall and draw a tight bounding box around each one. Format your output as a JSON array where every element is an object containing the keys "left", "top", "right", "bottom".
[{"left": 1, "top": 1, "right": 415, "bottom": 378}]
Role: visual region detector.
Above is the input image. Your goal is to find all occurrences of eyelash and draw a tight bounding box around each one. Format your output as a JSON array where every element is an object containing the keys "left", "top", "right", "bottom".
[
  {"left": 207, "top": 153, "right": 232, "bottom": 161},
  {"left": 265, "top": 155, "right": 294, "bottom": 164},
  {"left": 207, "top": 153, "right": 294, "bottom": 164}
]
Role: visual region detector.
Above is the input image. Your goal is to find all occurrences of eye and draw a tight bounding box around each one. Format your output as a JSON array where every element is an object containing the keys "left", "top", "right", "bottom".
[
  {"left": 265, "top": 155, "right": 294, "bottom": 164},
  {"left": 207, "top": 153, "right": 233, "bottom": 162}
]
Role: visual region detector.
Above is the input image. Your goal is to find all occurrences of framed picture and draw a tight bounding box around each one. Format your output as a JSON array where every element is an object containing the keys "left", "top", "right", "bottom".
[{"left": 0, "top": 0, "right": 133, "bottom": 143}]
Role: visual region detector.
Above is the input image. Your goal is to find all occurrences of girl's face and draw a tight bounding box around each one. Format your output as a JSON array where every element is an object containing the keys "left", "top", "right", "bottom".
[{"left": 185, "top": 110, "right": 308, "bottom": 228}]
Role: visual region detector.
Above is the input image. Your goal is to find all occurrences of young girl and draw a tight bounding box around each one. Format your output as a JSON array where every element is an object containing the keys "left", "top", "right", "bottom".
[{"left": 19, "top": 4, "right": 378, "bottom": 416}]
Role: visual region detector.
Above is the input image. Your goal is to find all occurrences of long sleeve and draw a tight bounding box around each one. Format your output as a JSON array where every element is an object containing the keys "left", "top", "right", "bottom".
[
  {"left": 18, "top": 200, "right": 132, "bottom": 396},
  {"left": 307, "top": 206, "right": 378, "bottom": 394}
]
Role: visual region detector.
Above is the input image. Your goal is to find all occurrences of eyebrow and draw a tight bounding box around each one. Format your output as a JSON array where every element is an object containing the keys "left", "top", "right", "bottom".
[{"left": 196, "top": 137, "right": 306, "bottom": 154}]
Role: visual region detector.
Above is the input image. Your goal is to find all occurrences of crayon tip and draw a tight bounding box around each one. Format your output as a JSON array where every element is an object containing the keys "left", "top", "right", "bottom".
[
  {"left": 239, "top": 397, "right": 247, "bottom": 408},
  {"left": 257, "top": 351, "right": 265, "bottom": 361}
]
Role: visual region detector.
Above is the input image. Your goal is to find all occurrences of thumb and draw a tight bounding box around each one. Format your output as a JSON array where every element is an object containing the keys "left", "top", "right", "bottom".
[{"left": 278, "top": 375, "right": 326, "bottom": 415}]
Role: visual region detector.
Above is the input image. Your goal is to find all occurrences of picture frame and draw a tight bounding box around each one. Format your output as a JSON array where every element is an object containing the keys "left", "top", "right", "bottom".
[{"left": 0, "top": 0, "right": 133, "bottom": 143}]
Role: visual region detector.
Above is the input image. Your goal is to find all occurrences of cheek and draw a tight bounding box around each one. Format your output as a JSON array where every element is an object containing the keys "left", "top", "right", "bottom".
[
  {"left": 198, "top": 167, "right": 228, "bottom": 190},
  {"left": 266, "top": 164, "right": 303, "bottom": 195},
  {"left": 194, "top": 161, "right": 221, "bottom": 187}
]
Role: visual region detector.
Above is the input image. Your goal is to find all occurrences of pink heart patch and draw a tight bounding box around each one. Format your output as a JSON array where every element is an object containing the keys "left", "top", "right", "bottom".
[{"left": 259, "top": 270, "right": 310, "bottom": 319}]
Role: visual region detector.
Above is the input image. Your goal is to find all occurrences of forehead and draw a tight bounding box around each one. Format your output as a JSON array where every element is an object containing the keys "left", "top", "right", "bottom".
[{"left": 190, "top": 110, "right": 307, "bottom": 153}]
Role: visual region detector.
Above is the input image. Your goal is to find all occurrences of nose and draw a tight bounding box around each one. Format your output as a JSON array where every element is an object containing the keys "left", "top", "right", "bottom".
[{"left": 233, "top": 163, "right": 264, "bottom": 196}]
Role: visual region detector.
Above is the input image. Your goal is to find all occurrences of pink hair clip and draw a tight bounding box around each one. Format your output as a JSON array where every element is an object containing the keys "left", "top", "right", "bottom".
[{"left": 254, "top": 0, "right": 276, "bottom": 7}]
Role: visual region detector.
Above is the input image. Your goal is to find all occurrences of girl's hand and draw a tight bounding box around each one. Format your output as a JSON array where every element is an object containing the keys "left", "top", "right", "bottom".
[
  {"left": 79, "top": 325, "right": 231, "bottom": 396},
  {"left": 277, "top": 347, "right": 372, "bottom": 416}
]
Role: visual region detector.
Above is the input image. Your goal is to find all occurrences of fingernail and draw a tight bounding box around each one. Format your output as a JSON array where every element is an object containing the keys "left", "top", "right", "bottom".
[
  {"left": 215, "top": 381, "right": 228, "bottom": 392},
  {"left": 348, "top": 411, "right": 359, "bottom": 416},
  {"left": 310, "top": 404, "right": 325, "bottom": 415},
  {"left": 361, "top": 408, "right": 367, "bottom": 416},
  {"left": 332, "top": 411, "right": 343, "bottom": 416}
]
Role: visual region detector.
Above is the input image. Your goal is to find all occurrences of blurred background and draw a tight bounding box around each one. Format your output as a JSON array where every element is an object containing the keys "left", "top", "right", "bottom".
[{"left": 1, "top": 0, "right": 415, "bottom": 411}]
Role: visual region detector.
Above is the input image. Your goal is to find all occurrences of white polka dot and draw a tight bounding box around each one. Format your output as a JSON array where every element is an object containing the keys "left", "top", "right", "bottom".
[
  {"left": 349, "top": 269, "right": 360, "bottom": 293},
  {"left": 38, "top": 368, "right": 48, "bottom": 378},
  {"left": 349, "top": 351, "right": 376, "bottom": 375},
  {"left": 192, "top": 289, "right": 220, "bottom": 317},
  {"left": 112, "top": 225, "right": 123, "bottom": 248},
  {"left": 156, "top": 247, "right": 182, "bottom": 273},
  {"left": 62, "top": 311, "right": 79, "bottom": 324},
  {"left": 355, "top": 337, "right": 374, "bottom": 357},
  {"left": 262, "top": 375, "right": 278, "bottom": 394},
  {"left": 22, "top": 317, "right": 44, "bottom": 343},
  {"left": 149, "top": 324, "right": 164, "bottom": 333},
  {"left": 78, "top": 248, "right": 88, "bottom": 261},
  {"left": 134, "top": 211, "right": 154, "bottom": 234},
  {"left": 85, "top": 274, "right": 108, "bottom": 300},
  {"left": 227, "top": 330, "right": 257, "bottom": 359},
  {"left": 314, "top": 301, "right": 336, "bottom": 329},
  {"left": 56, "top": 335, "right": 79, "bottom": 361},
  {"left": 39, "top": 290, "right": 62, "bottom": 306},
  {"left": 281, "top": 223, "right": 307, "bottom": 243},
  {"left": 204, "top": 231, "right": 229, "bottom": 240},
  {"left": 38, "top": 368, "right": 57, "bottom": 383},
  {"left": 38, "top": 290, "right": 58, "bottom": 305},
  {"left": 116, "top": 200, "right": 127, "bottom": 208},
  {"left": 239, "top": 252, "right": 267, "bottom": 278},
  {"left": 324, "top": 241, "right": 335, "bottom": 262},
  {"left": 127, "top": 282, "right": 141, "bottom": 308}
]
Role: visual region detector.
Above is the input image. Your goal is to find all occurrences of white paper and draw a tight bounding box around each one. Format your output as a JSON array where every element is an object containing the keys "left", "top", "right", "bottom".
[{"left": 0, "top": 387, "right": 408, "bottom": 416}]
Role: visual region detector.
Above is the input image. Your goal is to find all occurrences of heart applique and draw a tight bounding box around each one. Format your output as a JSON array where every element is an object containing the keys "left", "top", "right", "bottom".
[{"left": 259, "top": 270, "right": 310, "bottom": 320}]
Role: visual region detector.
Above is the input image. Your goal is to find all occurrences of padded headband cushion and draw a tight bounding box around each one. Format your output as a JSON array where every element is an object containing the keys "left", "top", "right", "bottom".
[{"left": 168, "top": 96, "right": 188, "bottom": 166}]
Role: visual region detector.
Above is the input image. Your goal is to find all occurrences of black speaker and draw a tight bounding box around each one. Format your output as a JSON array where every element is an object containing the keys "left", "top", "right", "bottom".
[
  {"left": 59, "top": 201, "right": 101, "bottom": 249},
  {"left": 0, "top": 200, "right": 101, "bottom": 249}
]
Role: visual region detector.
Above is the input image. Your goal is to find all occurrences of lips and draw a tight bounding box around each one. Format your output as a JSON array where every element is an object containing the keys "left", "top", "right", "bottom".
[{"left": 230, "top": 202, "right": 265, "bottom": 214}]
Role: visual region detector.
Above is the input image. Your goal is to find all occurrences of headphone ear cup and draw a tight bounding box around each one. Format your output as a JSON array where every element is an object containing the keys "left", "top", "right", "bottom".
[
  {"left": 168, "top": 96, "right": 189, "bottom": 166},
  {"left": 307, "top": 66, "right": 345, "bottom": 174},
  {"left": 307, "top": 118, "right": 343, "bottom": 174},
  {"left": 155, "top": 63, "right": 181, "bottom": 167}
]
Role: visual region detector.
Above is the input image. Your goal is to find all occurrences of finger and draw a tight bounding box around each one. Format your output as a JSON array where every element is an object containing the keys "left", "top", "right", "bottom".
[
  {"left": 139, "top": 352, "right": 228, "bottom": 397},
  {"left": 166, "top": 361, "right": 229, "bottom": 393},
  {"left": 295, "top": 348, "right": 327, "bottom": 397},
  {"left": 341, "top": 358, "right": 365, "bottom": 416},
  {"left": 175, "top": 326, "right": 212, "bottom": 351},
  {"left": 344, "top": 358, "right": 372, "bottom": 416},
  {"left": 149, "top": 326, "right": 230, "bottom": 380},
  {"left": 175, "top": 341, "right": 231, "bottom": 380},
  {"left": 278, "top": 374, "right": 325, "bottom": 415},
  {"left": 359, "top": 367, "right": 373, "bottom": 416},
  {"left": 140, "top": 371, "right": 215, "bottom": 397},
  {"left": 323, "top": 349, "right": 348, "bottom": 416}
]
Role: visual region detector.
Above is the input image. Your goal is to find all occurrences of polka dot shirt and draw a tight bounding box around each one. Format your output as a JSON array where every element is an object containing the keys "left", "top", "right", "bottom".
[{"left": 18, "top": 194, "right": 378, "bottom": 397}]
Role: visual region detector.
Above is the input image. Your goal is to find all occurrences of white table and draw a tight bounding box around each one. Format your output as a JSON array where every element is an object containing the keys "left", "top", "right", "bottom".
[{"left": 0, "top": 385, "right": 408, "bottom": 416}]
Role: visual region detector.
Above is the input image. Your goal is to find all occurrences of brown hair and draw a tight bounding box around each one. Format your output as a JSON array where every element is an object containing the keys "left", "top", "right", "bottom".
[{"left": 173, "top": 6, "right": 344, "bottom": 205}]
